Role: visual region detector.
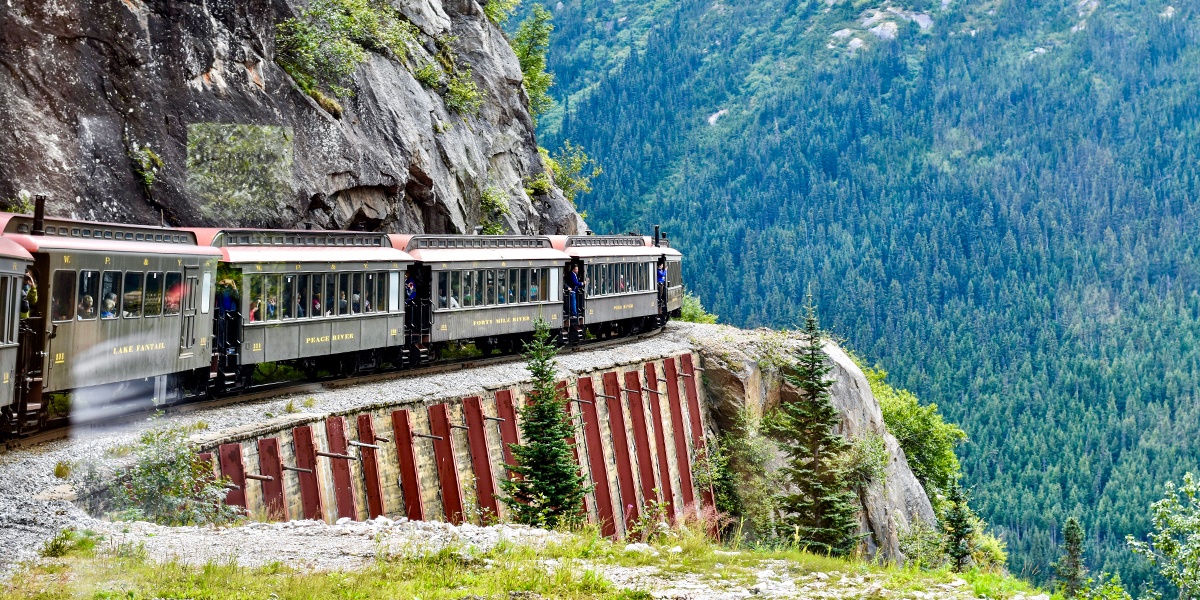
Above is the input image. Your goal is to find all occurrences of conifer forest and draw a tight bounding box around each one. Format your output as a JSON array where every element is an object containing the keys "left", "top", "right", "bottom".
[{"left": 529, "top": 0, "right": 1200, "bottom": 589}]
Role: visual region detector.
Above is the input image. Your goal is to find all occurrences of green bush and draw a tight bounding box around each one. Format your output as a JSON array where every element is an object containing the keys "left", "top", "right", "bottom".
[
  {"left": 276, "top": 0, "right": 418, "bottom": 99},
  {"left": 680, "top": 290, "right": 718, "bottom": 323},
  {"left": 540, "top": 142, "right": 601, "bottom": 207},
  {"left": 414, "top": 61, "right": 441, "bottom": 87},
  {"left": 512, "top": 5, "right": 555, "bottom": 120},
  {"left": 841, "top": 433, "right": 889, "bottom": 493},
  {"left": 111, "top": 425, "right": 242, "bottom": 526},
  {"left": 1127, "top": 472, "right": 1200, "bottom": 600},
  {"left": 484, "top": 0, "right": 521, "bottom": 25},
  {"left": 865, "top": 365, "right": 965, "bottom": 501},
  {"left": 446, "top": 68, "right": 483, "bottom": 115},
  {"left": 129, "top": 145, "right": 162, "bottom": 196}
]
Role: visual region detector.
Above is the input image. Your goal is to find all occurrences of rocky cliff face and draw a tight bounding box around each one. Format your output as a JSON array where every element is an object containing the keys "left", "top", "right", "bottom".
[
  {"left": 0, "top": 0, "right": 586, "bottom": 234},
  {"left": 675, "top": 324, "right": 937, "bottom": 563}
]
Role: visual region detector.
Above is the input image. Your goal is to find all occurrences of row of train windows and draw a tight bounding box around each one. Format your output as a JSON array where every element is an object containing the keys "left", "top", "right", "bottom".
[
  {"left": 243, "top": 272, "right": 400, "bottom": 322},
  {"left": 584, "top": 262, "right": 655, "bottom": 298},
  {"left": 0, "top": 276, "right": 20, "bottom": 344},
  {"left": 436, "top": 268, "right": 560, "bottom": 310},
  {"left": 21, "top": 224, "right": 187, "bottom": 242},
  {"left": 50, "top": 270, "right": 205, "bottom": 322}
]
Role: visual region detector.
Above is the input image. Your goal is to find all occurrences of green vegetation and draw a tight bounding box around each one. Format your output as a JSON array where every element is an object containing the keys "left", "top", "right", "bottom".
[
  {"left": 446, "top": 68, "right": 483, "bottom": 115},
  {"left": 485, "top": 0, "right": 521, "bottom": 25},
  {"left": 110, "top": 425, "right": 241, "bottom": 526},
  {"left": 53, "top": 460, "right": 71, "bottom": 479},
  {"left": 763, "top": 300, "right": 860, "bottom": 556},
  {"left": 943, "top": 481, "right": 976, "bottom": 573},
  {"left": 541, "top": 0, "right": 1200, "bottom": 586},
  {"left": 866, "top": 366, "right": 966, "bottom": 503},
  {"left": 414, "top": 60, "right": 441, "bottom": 87},
  {"left": 276, "top": 0, "right": 418, "bottom": 100},
  {"left": 3, "top": 190, "right": 35, "bottom": 214},
  {"left": 128, "top": 144, "right": 162, "bottom": 198},
  {"left": 680, "top": 290, "right": 718, "bottom": 323},
  {"left": 511, "top": 5, "right": 555, "bottom": 120},
  {"left": 1126, "top": 472, "right": 1200, "bottom": 600},
  {"left": 480, "top": 186, "right": 512, "bottom": 234},
  {"left": 841, "top": 433, "right": 889, "bottom": 494},
  {"left": 1055, "top": 518, "right": 1087, "bottom": 598},
  {"left": 704, "top": 408, "right": 781, "bottom": 540},
  {"left": 500, "top": 319, "right": 589, "bottom": 527},
  {"left": 540, "top": 142, "right": 601, "bottom": 208}
]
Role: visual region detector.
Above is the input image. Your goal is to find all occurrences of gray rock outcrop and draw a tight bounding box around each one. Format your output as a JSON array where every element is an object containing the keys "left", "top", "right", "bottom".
[
  {"left": 676, "top": 323, "right": 937, "bottom": 563},
  {"left": 0, "top": 0, "right": 587, "bottom": 235}
]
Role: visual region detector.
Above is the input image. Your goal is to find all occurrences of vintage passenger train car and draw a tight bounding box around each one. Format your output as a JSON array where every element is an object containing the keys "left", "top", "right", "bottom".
[{"left": 0, "top": 200, "right": 685, "bottom": 439}]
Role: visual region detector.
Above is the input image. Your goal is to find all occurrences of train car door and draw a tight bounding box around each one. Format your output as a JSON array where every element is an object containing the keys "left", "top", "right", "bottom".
[{"left": 178, "top": 267, "right": 198, "bottom": 358}]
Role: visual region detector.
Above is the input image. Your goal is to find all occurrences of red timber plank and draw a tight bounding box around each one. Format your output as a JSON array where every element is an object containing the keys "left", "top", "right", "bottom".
[
  {"left": 644, "top": 363, "right": 676, "bottom": 518},
  {"left": 428, "top": 403, "right": 465, "bottom": 524},
  {"left": 462, "top": 396, "right": 500, "bottom": 520},
  {"left": 558, "top": 381, "right": 590, "bottom": 518},
  {"left": 624, "top": 371, "right": 659, "bottom": 506},
  {"left": 495, "top": 390, "right": 521, "bottom": 479},
  {"left": 602, "top": 371, "right": 639, "bottom": 531},
  {"left": 577, "top": 377, "right": 617, "bottom": 537},
  {"left": 292, "top": 425, "right": 325, "bottom": 521},
  {"left": 680, "top": 354, "right": 715, "bottom": 509},
  {"left": 325, "top": 416, "right": 359, "bottom": 521},
  {"left": 356, "top": 414, "right": 387, "bottom": 519},
  {"left": 257, "top": 438, "right": 287, "bottom": 520},
  {"left": 390, "top": 410, "right": 425, "bottom": 521},
  {"left": 218, "top": 443, "right": 247, "bottom": 509},
  {"left": 663, "top": 358, "right": 696, "bottom": 509}
]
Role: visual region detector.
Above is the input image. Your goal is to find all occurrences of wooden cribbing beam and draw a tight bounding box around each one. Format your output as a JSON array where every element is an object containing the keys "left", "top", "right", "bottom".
[
  {"left": 577, "top": 376, "right": 617, "bottom": 537},
  {"left": 663, "top": 358, "right": 696, "bottom": 509},
  {"left": 624, "top": 371, "right": 659, "bottom": 506},
  {"left": 257, "top": 438, "right": 287, "bottom": 520},
  {"left": 680, "top": 354, "right": 715, "bottom": 509},
  {"left": 218, "top": 443, "right": 247, "bottom": 508},
  {"left": 291, "top": 425, "right": 325, "bottom": 521},
  {"left": 602, "top": 371, "right": 639, "bottom": 532},
  {"left": 644, "top": 363, "right": 676, "bottom": 517},
  {"left": 428, "top": 403, "right": 465, "bottom": 524},
  {"left": 462, "top": 396, "right": 500, "bottom": 520},
  {"left": 356, "top": 414, "right": 387, "bottom": 519},
  {"left": 495, "top": 390, "right": 521, "bottom": 478},
  {"left": 390, "top": 409, "right": 425, "bottom": 521},
  {"left": 324, "top": 416, "right": 359, "bottom": 521}
]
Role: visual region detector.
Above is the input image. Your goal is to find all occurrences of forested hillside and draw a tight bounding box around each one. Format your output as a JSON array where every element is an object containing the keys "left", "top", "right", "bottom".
[{"left": 529, "top": 0, "right": 1200, "bottom": 588}]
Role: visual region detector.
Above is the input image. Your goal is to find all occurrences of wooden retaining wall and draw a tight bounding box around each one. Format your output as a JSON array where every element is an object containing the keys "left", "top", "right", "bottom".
[{"left": 199, "top": 353, "right": 713, "bottom": 538}]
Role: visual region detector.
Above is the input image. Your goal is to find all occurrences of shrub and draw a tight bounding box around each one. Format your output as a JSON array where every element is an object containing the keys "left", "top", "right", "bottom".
[
  {"left": 111, "top": 425, "right": 242, "bottom": 526},
  {"left": 484, "top": 0, "right": 521, "bottom": 25},
  {"left": 709, "top": 409, "right": 781, "bottom": 541},
  {"left": 480, "top": 186, "right": 511, "bottom": 234},
  {"left": 414, "top": 61, "right": 442, "bottom": 87},
  {"left": 53, "top": 460, "right": 72, "bottom": 479},
  {"left": 129, "top": 144, "right": 162, "bottom": 196},
  {"left": 841, "top": 433, "right": 889, "bottom": 493},
  {"left": 900, "top": 520, "right": 949, "bottom": 569},
  {"left": 541, "top": 143, "right": 601, "bottom": 207},
  {"left": 680, "top": 290, "right": 718, "bottom": 324},
  {"left": 276, "top": 0, "right": 418, "bottom": 99},
  {"left": 1081, "top": 573, "right": 1134, "bottom": 600},
  {"left": 1127, "top": 472, "right": 1200, "bottom": 600},
  {"left": 511, "top": 5, "right": 555, "bottom": 119},
  {"left": 446, "top": 68, "right": 483, "bottom": 115},
  {"left": 4, "top": 190, "right": 35, "bottom": 214}
]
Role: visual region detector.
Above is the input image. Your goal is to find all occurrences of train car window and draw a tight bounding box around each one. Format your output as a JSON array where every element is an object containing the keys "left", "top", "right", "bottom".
[
  {"left": 163, "top": 273, "right": 182, "bottom": 315},
  {"left": 121, "top": 272, "right": 143, "bottom": 318},
  {"left": 310, "top": 274, "right": 324, "bottom": 318},
  {"left": 350, "top": 273, "right": 362, "bottom": 313},
  {"left": 550, "top": 268, "right": 560, "bottom": 302},
  {"left": 296, "top": 274, "right": 309, "bottom": 318},
  {"left": 496, "top": 270, "right": 506, "bottom": 305},
  {"left": 449, "top": 271, "right": 461, "bottom": 309},
  {"left": 531, "top": 269, "right": 543, "bottom": 302},
  {"left": 262, "top": 275, "right": 278, "bottom": 321},
  {"left": 363, "top": 273, "right": 375, "bottom": 313},
  {"left": 507, "top": 269, "right": 517, "bottom": 304},
  {"left": 0, "top": 277, "right": 9, "bottom": 342},
  {"left": 334, "top": 273, "right": 346, "bottom": 315},
  {"left": 51, "top": 270, "right": 77, "bottom": 322},
  {"left": 519, "top": 269, "right": 529, "bottom": 303},
  {"left": 200, "top": 272, "right": 212, "bottom": 315},
  {"left": 475, "top": 270, "right": 486, "bottom": 306},
  {"left": 462, "top": 271, "right": 474, "bottom": 308},
  {"left": 324, "top": 275, "right": 336, "bottom": 316},
  {"left": 486, "top": 270, "right": 495, "bottom": 305},
  {"left": 77, "top": 271, "right": 99, "bottom": 320},
  {"left": 99, "top": 271, "right": 121, "bottom": 319},
  {"left": 384, "top": 272, "right": 394, "bottom": 312},
  {"left": 143, "top": 272, "right": 163, "bottom": 317},
  {"left": 247, "top": 275, "right": 262, "bottom": 322},
  {"left": 282, "top": 275, "right": 295, "bottom": 319}
]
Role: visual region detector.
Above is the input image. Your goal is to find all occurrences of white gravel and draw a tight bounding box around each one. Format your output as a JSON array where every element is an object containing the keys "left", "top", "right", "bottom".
[{"left": 0, "top": 323, "right": 709, "bottom": 575}]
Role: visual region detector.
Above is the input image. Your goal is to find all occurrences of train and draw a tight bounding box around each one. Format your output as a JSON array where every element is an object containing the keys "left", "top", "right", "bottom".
[{"left": 0, "top": 199, "right": 684, "bottom": 440}]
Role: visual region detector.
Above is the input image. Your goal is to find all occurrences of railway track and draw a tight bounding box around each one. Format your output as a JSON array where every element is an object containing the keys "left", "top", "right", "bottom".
[{"left": 0, "top": 328, "right": 664, "bottom": 454}]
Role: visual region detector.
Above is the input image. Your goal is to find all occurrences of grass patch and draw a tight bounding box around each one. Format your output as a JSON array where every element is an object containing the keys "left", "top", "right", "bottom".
[{"left": 52, "top": 461, "right": 72, "bottom": 479}]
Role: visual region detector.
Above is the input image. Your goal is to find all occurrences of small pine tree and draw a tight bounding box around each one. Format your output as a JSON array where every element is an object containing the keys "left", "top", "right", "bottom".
[
  {"left": 765, "top": 297, "right": 861, "bottom": 556},
  {"left": 944, "top": 479, "right": 976, "bottom": 572},
  {"left": 498, "top": 318, "right": 588, "bottom": 527},
  {"left": 1055, "top": 517, "right": 1088, "bottom": 597}
]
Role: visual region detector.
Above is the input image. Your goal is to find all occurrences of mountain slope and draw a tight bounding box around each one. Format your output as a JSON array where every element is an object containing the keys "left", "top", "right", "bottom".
[{"left": 537, "top": 0, "right": 1200, "bottom": 587}]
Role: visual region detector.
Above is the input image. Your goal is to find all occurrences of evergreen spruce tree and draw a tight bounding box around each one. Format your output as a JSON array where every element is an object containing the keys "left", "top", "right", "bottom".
[
  {"left": 1054, "top": 517, "right": 1088, "bottom": 598},
  {"left": 498, "top": 318, "right": 588, "bottom": 527},
  {"left": 944, "top": 479, "right": 976, "bottom": 572},
  {"left": 765, "top": 297, "right": 861, "bottom": 556}
]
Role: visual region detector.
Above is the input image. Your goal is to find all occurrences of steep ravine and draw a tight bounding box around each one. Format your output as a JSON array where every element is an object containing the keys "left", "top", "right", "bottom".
[
  {"left": 680, "top": 324, "right": 937, "bottom": 562},
  {"left": 0, "top": 0, "right": 585, "bottom": 234}
]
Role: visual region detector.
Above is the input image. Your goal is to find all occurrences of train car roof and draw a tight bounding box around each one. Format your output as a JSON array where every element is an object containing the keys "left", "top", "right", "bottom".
[
  {"left": 0, "top": 212, "right": 213, "bottom": 255},
  {"left": 0, "top": 236, "right": 34, "bottom": 262},
  {"left": 183, "top": 228, "right": 414, "bottom": 264},
  {"left": 547, "top": 235, "right": 683, "bottom": 258},
  {"left": 389, "top": 234, "right": 570, "bottom": 262},
  {"left": 5, "top": 234, "right": 223, "bottom": 256}
]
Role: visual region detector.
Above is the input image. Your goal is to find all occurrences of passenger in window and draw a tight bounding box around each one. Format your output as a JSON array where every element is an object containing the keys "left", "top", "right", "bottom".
[
  {"left": 312, "top": 294, "right": 322, "bottom": 317},
  {"left": 296, "top": 296, "right": 307, "bottom": 318},
  {"left": 567, "top": 265, "right": 586, "bottom": 316},
  {"left": 101, "top": 296, "right": 117, "bottom": 319},
  {"left": 266, "top": 295, "right": 277, "bottom": 319},
  {"left": 20, "top": 268, "right": 37, "bottom": 318},
  {"left": 339, "top": 291, "right": 348, "bottom": 314},
  {"left": 77, "top": 295, "right": 95, "bottom": 320},
  {"left": 352, "top": 294, "right": 361, "bottom": 312},
  {"left": 657, "top": 265, "right": 667, "bottom": 286},
  {"left": 249, "top": 299, "right": 261, "bottom": 322},
  {"left": 216, "top": 278, "right": 239, "bottom": 312},
  {"left": 406, "top": 275, "right": 416, "bottom": 304}
]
